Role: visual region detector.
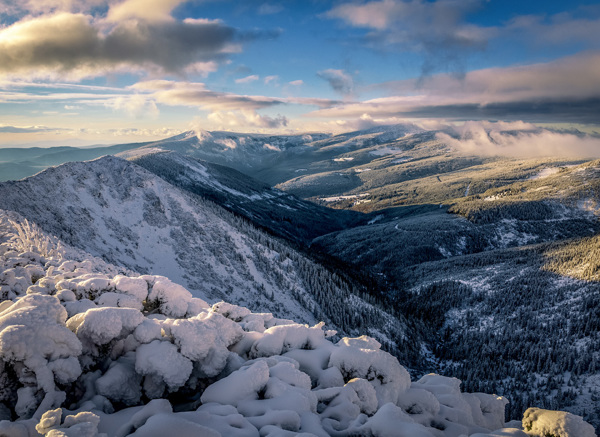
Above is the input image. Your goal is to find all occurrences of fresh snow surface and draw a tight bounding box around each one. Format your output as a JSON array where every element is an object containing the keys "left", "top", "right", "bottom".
[{"left": 0, "top": 211, "right": 593, "bottom": 437}]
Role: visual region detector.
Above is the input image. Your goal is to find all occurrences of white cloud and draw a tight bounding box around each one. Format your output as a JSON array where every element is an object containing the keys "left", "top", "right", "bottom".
[
  {"left": 0, "top": 12, "right": 266, "bottom": 81},
  {"left": 379, "top": 51, "right": 600, "bottom": 103},
  {"left": 288, "top": 80, "right": 303, "bottom": 86},
  {"left": 504, "top": 10, "right": 600, "bottom": 47},
  {"left": 326, "top": 0, "right": 399, "bottom": 30},
  {"left": 131, "top": 80, "right": 284, "bottom": 111},
  {"left": 0, "top": 124, "right": 66, "bottom": 133},
  {"left": 206, "top": 110, "right": 288, "bottom": 130},
  {"left": 183, "top": 61, "right": 219, "bottom": 77},
  {"left": 235, "top": 75, "right": 260, "bottom": 84},
  {"left": 308, "top": 52, "right": 600, "bottom": 123}
]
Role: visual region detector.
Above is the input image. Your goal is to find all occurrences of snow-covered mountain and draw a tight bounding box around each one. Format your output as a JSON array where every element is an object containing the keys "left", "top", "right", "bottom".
[
  {"left": 0, "top": 210, "right": 594, "bottom": 437},
  {"left": 116, "top": 124, "right": 424, "bottom": 187},
  {"left": 0, "top": 156, "right": 319, "bottom": 322},
  {"left": 3, "top": 124, "right": 600, "bottom": 433},
  {"left": 125, "top": 150, "right": 363, "bottom": 244},
  {"left": 0, "top": 125, "right": 425, "bottom": 185},
  {"left": 0, "top": 156, "right": 408, "bottom": 355},
  {"left": 117, "top": 130, "right": 330, "bottom": 183}
]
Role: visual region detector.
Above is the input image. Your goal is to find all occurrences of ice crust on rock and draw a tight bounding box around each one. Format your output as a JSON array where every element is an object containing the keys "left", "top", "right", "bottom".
[{"left": 0, "top": 211, "right": 595, "bottom": 437}]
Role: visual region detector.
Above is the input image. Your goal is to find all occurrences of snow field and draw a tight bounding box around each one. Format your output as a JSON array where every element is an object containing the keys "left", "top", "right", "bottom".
[{"left": 0, "top": 212, "right": 595, "bottom": 437}]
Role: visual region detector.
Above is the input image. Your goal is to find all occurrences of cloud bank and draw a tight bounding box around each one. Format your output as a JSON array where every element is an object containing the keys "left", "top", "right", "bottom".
[
  {"left": 131, "top": 80, "right": 285, "bottom": 111},
  {"left": 437, "top": 121, "right": 600, "bottom": 158}
]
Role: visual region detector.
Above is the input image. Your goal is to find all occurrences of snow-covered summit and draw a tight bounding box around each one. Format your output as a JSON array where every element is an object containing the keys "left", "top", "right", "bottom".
[
  {"left": 118, "top": 129, "right": 330, "bottom": 168},
  {"left": 1, "top": 211, "right": 592, "bottom": 437}
]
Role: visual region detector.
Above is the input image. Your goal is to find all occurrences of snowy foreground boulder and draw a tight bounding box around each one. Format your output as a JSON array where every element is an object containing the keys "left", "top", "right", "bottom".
[{"left": 0, "top": 212, "right": 596, "bottom": 437}]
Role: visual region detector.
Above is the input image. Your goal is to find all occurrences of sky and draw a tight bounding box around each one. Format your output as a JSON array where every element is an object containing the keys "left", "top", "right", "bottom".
[{"left": 0, "top": 0, "right": 599, "bottom": 147}]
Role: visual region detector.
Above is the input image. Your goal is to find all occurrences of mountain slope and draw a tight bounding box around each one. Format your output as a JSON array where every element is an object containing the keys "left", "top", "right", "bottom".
[
  {"left": 118, "top": 130, "right": 330, "bottom": 185},
  {"left": 117, "top": 125, "right": 424, "bottom": 187},
  {"left": 125, "top": 150, "right": 363, "bottom": 244}
]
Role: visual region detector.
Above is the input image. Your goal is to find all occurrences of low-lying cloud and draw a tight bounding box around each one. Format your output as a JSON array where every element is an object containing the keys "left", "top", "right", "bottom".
[
  {"left": 207, "top": 110, "right": 288, "bottom": 129},
  {"left": 0, "top": 125, "right": 64, "bottom": 133},
  {"left": 437, "top": 121, "right": 600, "bottom": 158}
]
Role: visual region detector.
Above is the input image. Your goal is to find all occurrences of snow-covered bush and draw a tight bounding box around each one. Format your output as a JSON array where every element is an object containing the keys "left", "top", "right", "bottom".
[
  {"left": 0, "top": 211, "right": 596, "bottom": 437},
  {"left": 522, "top": 407, "right": 596, "bottom": 437}
]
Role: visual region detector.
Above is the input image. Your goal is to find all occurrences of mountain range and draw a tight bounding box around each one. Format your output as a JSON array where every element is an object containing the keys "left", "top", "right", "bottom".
[{"left": 1, "top": 124, "right": 600, "bottom": 430}]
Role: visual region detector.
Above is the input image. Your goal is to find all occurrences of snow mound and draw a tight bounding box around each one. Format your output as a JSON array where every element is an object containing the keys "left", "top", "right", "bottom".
[{"left": 0, "top": 211, "right": 595, "bottom": 437}]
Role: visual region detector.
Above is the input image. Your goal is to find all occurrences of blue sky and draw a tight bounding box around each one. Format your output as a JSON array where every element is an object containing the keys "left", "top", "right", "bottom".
[{"left": 0, "top": 0, "right": 599, "bottom": 147}]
